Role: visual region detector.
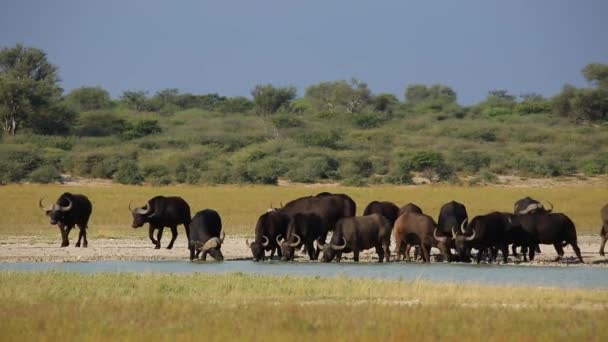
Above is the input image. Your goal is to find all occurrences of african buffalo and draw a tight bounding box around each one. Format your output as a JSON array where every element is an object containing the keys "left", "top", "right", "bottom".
[
  {"left": 399, "top": 203, "right": 423, "bottom": 216},
  {"left": 189, "top": 209, "right": 225, "bottom": 261},
  {"left": 248, "top": 210, "right": 288, "bottom": 261},
  {"left": 279, "top": 213, "right": 324, "bottom": 261},
  {"left": 320, "top": 214, "right": 391, "bottom": 263},
  {"left": 129, "top": 196, "right": 191, "bottom": 250},
  {"left": 516, "top": 212, "right": 583, "bottom": 263},
  {"left": 252, "top": 192, "right": 356, "bottom": 260},
  {"left": 442, "top": 212, "right": 514, "bottom": 264},
  {"left": 600, "top": 204, "right": 608, "bottom": 256},
  {"left": 513, "top": 197, "right": 552, "bottom": 255},
  {"left": 394, "top": 212, "right": 450, "bottom": 262},
  {"left": 39, "top": 193, "right": 92, "bottom": 247},
  {"left": 363, "top": 201, "right": 400, "bottom": 227}
]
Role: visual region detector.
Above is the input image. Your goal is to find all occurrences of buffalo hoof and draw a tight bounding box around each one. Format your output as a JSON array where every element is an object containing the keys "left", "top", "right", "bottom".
[
  {"left": 75, "top": 243, "right": 80, "bottom": 248},
  {"left": 83, "top": 243, "right": 88, "bottom": 248},
  {"left": 600, "top": 251, "right": 605, "bottom": 256},
  {"left": 61, "top": 242, "right": 69, "bottom": 247},
  {"left": 155, "top": 245, "right": 161, "bottom": 250},
  {"left": 166, "top": 246, "right": 173, "bottom": 250}
]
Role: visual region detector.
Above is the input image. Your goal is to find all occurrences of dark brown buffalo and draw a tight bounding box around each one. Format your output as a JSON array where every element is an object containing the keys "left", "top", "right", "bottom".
[
  {"left": 320, "top": 214, "right": 391, "bottom": 263},
  {"left": 600, "top": 204, "right": 608, "bottom": 256},
  {"left": 516, "top": 212, "right": 583, "bottom": 263},
  {"left": 394, "top": 212, "right": 450, "bottom": 262},
  {"left": 248, "top": 210, "right": 288, "bottom": 261},
  {"left": 397, "top": 202, "right": 423, "bottom": 259},
  {"left": 189, "top": 209, "right": 224, "bottom": 261},
  {"left": 279, "top": 213, "right": 324, "bottom": 261},
  {"left": 441, "top": 212, "right": 514, "bottom": 264},
  {"left": 363, "top": 201, "right": 400, "bottom": 227},
  {"left": 39, "top": 193, "right": 92, "bottom": 247},
  {"left": 129, "top": 196, "right": 191, "bottom": 250},
  {"left": 512, "top": 197, "right": 552, "bottom": 255},
  {"left": 398, "top": 203, "right": 423, "bottom": 216},
  {"left": 514, "top": 197, "right": 553, "bottom": 215},
  {"left": 253, "top": 192, "right": 356, "bottom": 261}
]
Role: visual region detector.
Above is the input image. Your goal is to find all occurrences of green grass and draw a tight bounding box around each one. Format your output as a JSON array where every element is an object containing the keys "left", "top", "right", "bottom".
[
  {"left": 0, "top": 184, "right": 605, "bottom": 238},
  {"left": 0, "top": 272, "right": 606, "bottom": 341}
]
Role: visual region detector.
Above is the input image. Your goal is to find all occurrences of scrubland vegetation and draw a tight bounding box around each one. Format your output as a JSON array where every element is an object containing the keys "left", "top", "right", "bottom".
[
  {"left": 0, "top": 272, "right": 606, "bottom": 341},
  {"left": 2, "top": 44, "right": 608, "bottom": 186}
]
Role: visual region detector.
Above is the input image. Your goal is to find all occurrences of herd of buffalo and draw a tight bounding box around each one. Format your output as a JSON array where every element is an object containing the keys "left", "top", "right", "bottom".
[{"left": 38, "top": 191, "right": 608, "bottom": 264}]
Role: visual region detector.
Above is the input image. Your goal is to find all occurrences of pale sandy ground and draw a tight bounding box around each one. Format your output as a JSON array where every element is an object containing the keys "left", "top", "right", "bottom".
[{"left": 0, "top": 234, "right": 605, "bottom": 266}]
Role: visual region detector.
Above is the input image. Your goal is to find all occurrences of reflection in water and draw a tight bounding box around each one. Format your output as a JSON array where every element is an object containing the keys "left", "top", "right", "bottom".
[{"left": 0, "top": 261, "right": 607, "bottom": 289}]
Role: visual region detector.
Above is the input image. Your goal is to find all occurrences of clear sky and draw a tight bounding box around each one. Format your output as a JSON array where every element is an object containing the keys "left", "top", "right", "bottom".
[{"left": 1, "top": 0, "right": 606, "bottom": 104}]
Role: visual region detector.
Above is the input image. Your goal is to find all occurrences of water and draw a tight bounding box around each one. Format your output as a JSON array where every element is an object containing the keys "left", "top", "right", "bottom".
[{"left": 1, "top": 260, "right": 607, "bottom": 289}]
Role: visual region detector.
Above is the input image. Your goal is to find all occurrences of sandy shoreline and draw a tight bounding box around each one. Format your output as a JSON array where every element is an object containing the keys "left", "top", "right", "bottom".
[{"left": 1, "top": 234, "right": 606, "bottom": 266}]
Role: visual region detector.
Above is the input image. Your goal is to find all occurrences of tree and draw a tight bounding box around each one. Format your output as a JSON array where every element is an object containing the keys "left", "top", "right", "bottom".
[
  {"left": 582, "top": 63, "right": 608, "bottom": 88},
  {"left": 251, "top": 84, "right": 297, "bottom": 115},
  {"left": 405, "top": 84, "right": 457, "bottom": 105},
  {"left": 0, "top": 44, "right": 61, "bottom": 135},
  {"left": 65, "top": 86, "right": 112, "bottom": 111},
  {"left": 29, "top": 102, "right": 77, "bottom": 135},
  {"left": 120, "top": 90, "right": 148, "bottom": 112},
  {"left": 305, "top": 79, "right": 371, "bottom": 114}
]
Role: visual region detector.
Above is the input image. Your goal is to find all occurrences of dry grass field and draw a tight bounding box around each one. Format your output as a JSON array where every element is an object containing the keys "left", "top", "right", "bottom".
[
  {"left": 0, "top": 183, "right": 605, "bottom": 238},
  {"left": 0, "top": 272, "right": 607, "bottom": 341}
]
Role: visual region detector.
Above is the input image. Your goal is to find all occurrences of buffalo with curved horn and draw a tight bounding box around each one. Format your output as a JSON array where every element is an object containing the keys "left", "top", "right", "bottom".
[
  {"left": 38, "top": 193, "right": 92, "bottom": 248},
  {"left": 189, "top": 209, "right": 225, "bottom": 261},
  {"left": 130, "top": 196, "right": 191, "bottom": 250}
]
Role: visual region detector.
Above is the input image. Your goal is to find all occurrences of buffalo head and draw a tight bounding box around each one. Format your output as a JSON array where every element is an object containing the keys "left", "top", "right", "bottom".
[
  {"left": 279, "top": 233, "right": 301, "bottom": 261},
  {"left": 129, "top": 201, "right": 154, "bottom": 228},
  {"left": 247, "top": 235, "right": 270, "bottom": 261},
  {"left": 39, "top": 197, "right": 73, "bottom": 225},
  {"left": 320, "top": 237, "right": 346, "bottom": 262}
]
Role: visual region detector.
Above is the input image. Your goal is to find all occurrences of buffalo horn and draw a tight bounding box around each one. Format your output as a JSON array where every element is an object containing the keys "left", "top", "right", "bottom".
[
  {"left": 245, "top": 239, "right": 250, "bottom": 247},
  {"left": 133, "top": 201, "right": 152, "bottom": 215},
  {"left": 465, "top": 228, "right": 476, "bottom": 241},
  {"left": 451, "top": 226, "right": 458, "bottom": 240},
  {"left": 219, "top": 231, "right": 226, "bottom": 243},
  {"left": 38, "top": 198, "right": 52, "bottom": 212},
  {"left": 433, "top": 228, "right": 448, "bottom": 243},
  {"left": 288, "top": 234, "right": 301, "bottom": 247},
  {"left": 544, "top": 201, "right": 554, "bottom": 213},
  {"left": 201, "top": 237, "right": 220, "bottom": 252},
  {"left": 275, "top": 234, "right": 282, "bottom": 246},
  {"left": 518, "top": 203, "right": 539, "bottom": 215},
  {"left": 331, "top": 237, "right": 347, "bottom": 251},
  {"left": 262, "top": 235, "right": 270, "bottom": 247},
  {"left": 460, "top": 219, "right": 468, "bottom": 234},
  {"left": 59, "top": 198, "right": 73, "bottom": 212}
]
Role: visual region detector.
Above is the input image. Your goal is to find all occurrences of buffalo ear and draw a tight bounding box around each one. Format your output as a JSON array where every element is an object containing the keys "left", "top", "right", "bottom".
[{"left": 45, "top": 210, "right": 52, "bottom": 216}]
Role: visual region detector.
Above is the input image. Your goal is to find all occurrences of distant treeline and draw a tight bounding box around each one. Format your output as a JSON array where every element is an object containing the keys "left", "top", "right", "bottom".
[{"left": 1, "top": 43, "right": 607, "bottom": 186}]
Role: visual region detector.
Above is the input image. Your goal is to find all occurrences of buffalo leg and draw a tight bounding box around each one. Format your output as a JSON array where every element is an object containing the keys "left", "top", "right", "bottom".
[
  {"left": 511, "top": 244, "right": 519, "bottom": 258},
  {"left": 383, "top": 244, "right": 390, "bottom": 263},
  {"left": 353, "top": 249, "right": 360, "bottom": 262},
  {"left": 535, "top": 245, "right": 541, "bottom": 253},
  {"left": 501, "top": 244, "right": 509, "bottom": 264},
  {"left": 269, "top": 248, "right": 275, "bottom": 260},
  {"left": 201, "top": 251, "right": 207, "bottom": 261},
  {"left": 600, "top": 227, "right": 607, "bottom": 256},
  {"left": 376, "top": 245, "right": 384, "bottom": 263},
  {"left": 307, "top": 241, "right": 316, "bottom": 260},
  {"left": 476, "top": 248, "right": 484, "bottom": 264},
  {"left": 190, "top": 246, "right": 196, "bottom": 261},
  {"left": 571, "top": 242, "right": 584, "bottom": 263},
  {"left": 420, "top": 244, "right": 430, "bottom": 263},
  {"left": 553, "top": 242, "right": 565, "bottom": 262},
  {"left": 58, "top": 224, "right": 68, "bottom": 247},
  {"left": 148, "top": 226, "right": 158, "bottom": 245},
  {"left": 528, "top": 244, "right": 536, "bottom": 261},
  {"left": 336, "top": 252, "right": 342, "bottom": 263},
  {"left": 166, "top": 226, "right": 178, "bottom": 249},
  {"left": 155, "top": 228, "right": 164, "bottom": 249},
  {"left": 75, "top": 228, "right": 83, "bottom": 247}
]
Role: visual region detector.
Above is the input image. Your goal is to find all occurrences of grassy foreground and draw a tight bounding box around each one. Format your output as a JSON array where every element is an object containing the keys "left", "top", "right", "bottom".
[
  {"left": 0, "top": 272, "right": 606, "bottom": 341},
  {"left": 1, "top": 183, "right": 605, "bottom": 238}
]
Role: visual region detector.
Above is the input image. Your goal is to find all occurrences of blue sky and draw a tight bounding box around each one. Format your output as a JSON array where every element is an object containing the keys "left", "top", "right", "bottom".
[{"left": 1, "top": 0, "right": 606, "bottom": 104}]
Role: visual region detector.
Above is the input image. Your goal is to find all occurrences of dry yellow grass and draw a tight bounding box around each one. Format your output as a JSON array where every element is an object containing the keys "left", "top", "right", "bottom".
[
  {"left": 0, "top": 272, "right": 606, "bottom": 341},
  {"left": 0, "top": 183, "right": 605, "bottom": 237}
]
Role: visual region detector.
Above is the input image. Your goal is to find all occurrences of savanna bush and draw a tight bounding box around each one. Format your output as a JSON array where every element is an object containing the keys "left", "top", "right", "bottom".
[
  {"left": 286, "top": 155, "right": 339, "bottom": 183},
  {"left": 113, "top": 160, "right": 144, "bottom": 184},
  {"left": 28, "top": 165, "right": 62, "bottom": 183}
]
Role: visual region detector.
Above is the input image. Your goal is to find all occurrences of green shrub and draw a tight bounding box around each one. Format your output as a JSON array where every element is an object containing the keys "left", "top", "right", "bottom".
[
  {"left": 0, "top": 147, "right": 42, "bottom": 183},
  {"left": 28, "top": 165, "right": 61, "bottom": 183},
  {"left": 286, "top": 156, "right": 339, "bottom": 183},
  {"left": 122, "top": 120, "right": 162, "bottom": 140},
  {"left": 454, "top": 151, "right": 492, "bottom": 173},
  {"left": 297, "top": 129, "right": 340, "bottom": 149},
  {"left": 271, "top": 114, "right": 304, "bottom": 128},
  {"left": 386, "top": 158, "right": 413, "bottom": 184},
  {"left": 141, "top": 164, "right": 172, "bottom": 185},
  {"left": 76, "top": 113, "right": 128, "bottom": 137},
  {"left": 352, "top": 112, "right": 388, "bottom": 129},
  {"left": 113, "top": 160, "right": 144, "bottom": 184},
  {"left": 339, "top": 155, "right": 374, "bottom": 179}
]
